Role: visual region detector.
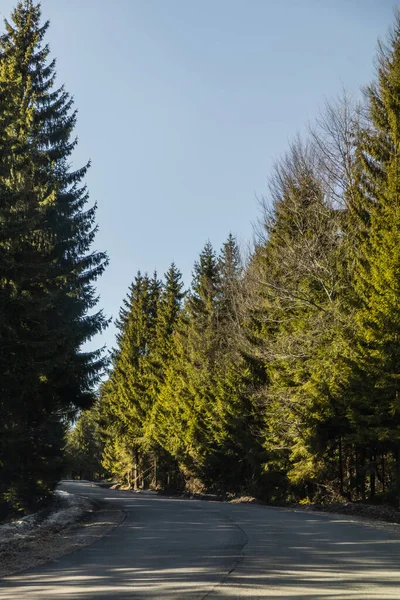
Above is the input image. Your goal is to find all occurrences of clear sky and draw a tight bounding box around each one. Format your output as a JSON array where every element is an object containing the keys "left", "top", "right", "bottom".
[{"left": 0, "top": 0, "right": 395, "bottom": 353}]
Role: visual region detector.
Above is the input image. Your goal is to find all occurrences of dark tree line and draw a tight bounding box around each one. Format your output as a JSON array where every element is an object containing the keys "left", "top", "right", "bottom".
[{"left": 0, "top": 1, "right": 107, "bottom": 513}]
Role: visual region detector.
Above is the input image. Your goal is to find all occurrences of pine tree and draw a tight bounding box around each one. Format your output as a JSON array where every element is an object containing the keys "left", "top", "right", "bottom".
[
  {"left": 343, "top": 13, "right": 400, "bottom": 497},
  {"left": 218, "top": 233, "right": 241, "bottom": 322},
  {"left": 100, "top": 272, "right": 162, "bottom": 486},
  {"left": 153, "top": 263, "right": 185, "bottom": 368},
  {"left": 0, "top": 1, "right": 108, "bottom": 508},
  {"left": 145, "top": 264, "right": 185, "bottom": 486},
  {"left": 150, "top": 243, "right": 221, "bottom": 483},
  {"left": 202, "top": 235, "right": 267, "bottom": 493}
]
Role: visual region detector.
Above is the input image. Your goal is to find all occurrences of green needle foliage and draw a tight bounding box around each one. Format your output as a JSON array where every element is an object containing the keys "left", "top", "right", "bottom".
[
  {"left": 341, "top": 13, "right": 400, "bottom": 499},
  {"left": 64, "top": 405, "right": 104, "bottom": 481},
  {"left": 100, "top": 238, "right": 264, "bottom": 494},
  {"left": 0, "top": 1, "right": 107, "bottom": 511},
  {"left": 154, "top": 242, "right": 223, "bottom": 479},
  {"left": 100, "top": 268, "right": 184, "bottom": 488}
]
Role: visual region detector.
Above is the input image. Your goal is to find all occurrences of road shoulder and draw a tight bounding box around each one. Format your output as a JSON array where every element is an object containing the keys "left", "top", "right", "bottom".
[{"left": 0, "top": 493, "right": 125, "bottom": 579}]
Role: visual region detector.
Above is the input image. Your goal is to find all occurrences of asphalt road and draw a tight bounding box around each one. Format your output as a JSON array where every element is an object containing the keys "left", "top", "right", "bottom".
[{"left": 2, "top": 481, "right": 400, "bottom": 599}]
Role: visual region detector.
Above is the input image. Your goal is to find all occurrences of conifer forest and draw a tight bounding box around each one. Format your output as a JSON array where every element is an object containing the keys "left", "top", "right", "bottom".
[{"left": 2, "top": 1, "right": 400, "bottom": 514}]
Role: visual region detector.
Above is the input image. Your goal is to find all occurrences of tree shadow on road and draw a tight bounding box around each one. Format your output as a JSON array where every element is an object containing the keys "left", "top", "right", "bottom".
[{"left": 1, "top": 490, "right": 400, "bottom": 599}]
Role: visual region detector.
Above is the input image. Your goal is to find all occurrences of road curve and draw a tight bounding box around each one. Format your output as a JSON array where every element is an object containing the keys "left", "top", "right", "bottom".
[{"left": 1, "top": 481, "right": 400, "bottom": 598}]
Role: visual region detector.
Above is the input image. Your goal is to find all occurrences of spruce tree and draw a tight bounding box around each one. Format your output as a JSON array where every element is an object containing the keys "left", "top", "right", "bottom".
[
  {"left": 153, "top": 263, "right": 185, "bottom": 367},
  {"left": 146, "top": 264, "right": 185, "bottom": 486},
  {"left": 100, "top": 272, "right": 162, "bottom": 486},
  {"left": 150, "top": 243, "right": 221, "bottom": 482},
  {"left": 218, "top": 233, "right": 241, "bottom": 322},
  {"left": 0, "top": 1, "right": 108, "bottom": 508},
  {"left": 344, "top": 13, "right": 400, "bottom": 496},
  {"left": 203, "top": 235, "right": 266, "bottom": 493}
]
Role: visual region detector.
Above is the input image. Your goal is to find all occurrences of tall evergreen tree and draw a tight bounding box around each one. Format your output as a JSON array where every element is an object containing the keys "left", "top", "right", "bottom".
[
  {"left": 150, "top": 243, "right": 221, "bottom": 482},
  {"left": 0, "top": 1, "right": 108, "bottom": 508},
  {"left": 202, "top": 235, "right": 266, "bottom": 494},
  {"left": 145, "top": 264, "right": 185, "bottom": 487},
  {"left": 218, "top": 233, "right": 241, "bottom": 322},
  {"left": 100, "top": 272, "right": 161, "bottom": 486},
  {"left": 342, "top": 13, "right": 400, "bottom": 497},
  {"left": 153, "top": 263, "right": 185, "bottom": 368}
]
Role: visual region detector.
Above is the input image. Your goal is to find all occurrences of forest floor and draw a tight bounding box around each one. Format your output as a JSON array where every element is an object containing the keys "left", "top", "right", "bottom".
[{"left": 0, "top": 485, "right": 125, "bottom": 579}]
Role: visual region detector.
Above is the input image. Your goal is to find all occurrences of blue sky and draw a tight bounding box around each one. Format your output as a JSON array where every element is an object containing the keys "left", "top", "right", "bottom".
[{"left": 0, "top": 0, "right": 395, "bottom": 352}]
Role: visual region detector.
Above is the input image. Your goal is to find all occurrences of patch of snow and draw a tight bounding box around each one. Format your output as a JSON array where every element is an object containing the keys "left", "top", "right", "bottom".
[
  {"left": 0, "top": 490, "right": 93, "bottom": 547},
  {"left": 44, "top": 491, "right": 92, "bottom": 528}
]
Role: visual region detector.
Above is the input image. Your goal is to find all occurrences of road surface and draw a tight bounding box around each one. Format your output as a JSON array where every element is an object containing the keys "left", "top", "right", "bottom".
[{"left": 1, "top": 481, "right": 400, "bottom": 598}]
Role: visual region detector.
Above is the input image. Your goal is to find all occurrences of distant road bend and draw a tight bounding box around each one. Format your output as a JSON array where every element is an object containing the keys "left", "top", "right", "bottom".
[{"left": 2, "top": 481, "right": 400, "bottom": 598}]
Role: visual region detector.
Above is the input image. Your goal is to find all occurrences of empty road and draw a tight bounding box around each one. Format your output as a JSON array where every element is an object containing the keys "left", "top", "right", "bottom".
[{"left": 1, "top": 481, "right": 400, "bottom": 599}]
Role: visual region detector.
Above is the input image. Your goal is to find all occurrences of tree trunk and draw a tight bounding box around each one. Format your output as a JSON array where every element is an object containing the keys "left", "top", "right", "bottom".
[
  {"left": 369, "top": 450, "right": 376, "bottom": 501},
  {"left": 395, "top": 446, "right": 400, "bottom": 508},
  {"left": 338, "top": 436, "right": 344, "bottom": 496},
  {"left": 357, "top": 448, "right": 366, "bottom": 501},
  {"left": 133, "top": 450, "right": 139, "bottom": 491}
]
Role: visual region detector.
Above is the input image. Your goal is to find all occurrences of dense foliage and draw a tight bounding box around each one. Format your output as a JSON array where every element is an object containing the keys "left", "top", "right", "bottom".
[
  {"left": 92, "top": 14, "right": 400, "bottom": 504},
  {"left": 0, "top": 1, "right": 107, "bottom": 511}
]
